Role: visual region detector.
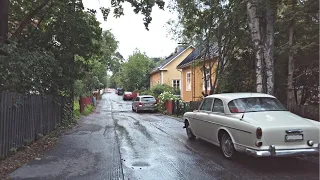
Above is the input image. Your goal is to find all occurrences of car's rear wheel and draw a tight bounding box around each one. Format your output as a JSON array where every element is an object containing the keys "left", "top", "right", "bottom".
[
  {"left": 186, "top": 126, "right": 196, "bottom": 140},
  {"left": 220, "top": 133, "right": 236, "bottom": 159}
]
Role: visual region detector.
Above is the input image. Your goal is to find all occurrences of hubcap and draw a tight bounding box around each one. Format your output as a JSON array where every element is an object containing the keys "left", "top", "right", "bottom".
[{"left": 222, "top": 135, "right": 234, "bottom": 157}]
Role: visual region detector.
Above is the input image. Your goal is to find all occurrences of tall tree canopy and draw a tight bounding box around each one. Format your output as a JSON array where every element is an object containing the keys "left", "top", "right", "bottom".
[
  {"left": 0, "top": 0, "right": 165, "bottom": 42},
  {"left": 168, "top": 0, "right": 318, "bottom": 105},
  {"left": 119, "top": 50, "right": 153, "bottom": 91}
]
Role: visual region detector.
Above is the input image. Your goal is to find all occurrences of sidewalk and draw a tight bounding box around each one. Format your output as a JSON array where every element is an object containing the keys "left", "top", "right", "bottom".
[{"left": 10, "top": 95, "right": 124, "bottom": 180}]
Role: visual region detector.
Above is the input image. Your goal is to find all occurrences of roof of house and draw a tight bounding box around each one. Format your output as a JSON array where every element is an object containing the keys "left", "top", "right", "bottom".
[
  {"left": 177, "top": 43, "right": 219, "bottom": 69},
  {"left": 151, "top": 45, "right": 193, "bottom": 74}
]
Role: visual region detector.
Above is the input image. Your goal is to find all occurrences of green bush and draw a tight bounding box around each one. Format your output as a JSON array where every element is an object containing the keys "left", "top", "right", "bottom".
[
  {"left": 82, "top": 104, "right": 94, "bottom": 115},
  {"left": 73, "top": 100, "right": 81, "bottom": 120},
  {"left": 150, "top": 84, "right": 180, "bottom": 98},
  {"left": 139, "top": 89, "right": 154, "bottom": 96},
  {"left": 157, "top": 91, "right": 181, "bottom": 113}
]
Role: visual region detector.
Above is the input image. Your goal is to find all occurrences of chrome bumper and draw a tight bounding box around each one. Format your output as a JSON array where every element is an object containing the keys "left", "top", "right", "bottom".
[{"left": 246, "top": 145, "right": 319, "bottom": 157}]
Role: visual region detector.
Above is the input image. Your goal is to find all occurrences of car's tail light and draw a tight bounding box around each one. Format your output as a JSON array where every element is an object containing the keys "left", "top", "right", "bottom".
[
  {"left": 256, "top": 127, "right": 262, "bottom": 139},
  {"left": 138, "top": 102, "right": 143, "bottom": 107},
  {"left": 231, "top": 108, "right": 240, "bottom": 113}
]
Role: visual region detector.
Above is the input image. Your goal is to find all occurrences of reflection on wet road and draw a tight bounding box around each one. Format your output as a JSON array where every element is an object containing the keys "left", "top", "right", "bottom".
[
  {"left": 11, "top": 93, "right": 319, "bottom": 180},
  {"left": 110, "top": 93, "right": 319, "bottom": 180}
]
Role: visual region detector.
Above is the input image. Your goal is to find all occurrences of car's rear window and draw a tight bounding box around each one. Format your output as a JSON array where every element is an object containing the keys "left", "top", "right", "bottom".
[
  {"left": 124, "top": 92, "right": 132, "bottom": 95},
  {"left": 228, "top": 97, "right": 287, "bottom": 113},
  {"left": 141, "top": 97, "right": 155, "bottom": 101}
]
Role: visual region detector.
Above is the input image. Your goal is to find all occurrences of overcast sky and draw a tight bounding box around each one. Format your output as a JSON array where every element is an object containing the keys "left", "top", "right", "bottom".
[{"left": 82, "top": 0, "right": 178, "bottom": 60}]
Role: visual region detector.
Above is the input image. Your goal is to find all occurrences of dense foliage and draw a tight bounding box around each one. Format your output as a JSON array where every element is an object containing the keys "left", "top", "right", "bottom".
[
  {"left": 109, "top": 50, "right": 153, "bottom": 91},
  {"left": 168, "top": 0, "right": 318, "bottom": 105}
]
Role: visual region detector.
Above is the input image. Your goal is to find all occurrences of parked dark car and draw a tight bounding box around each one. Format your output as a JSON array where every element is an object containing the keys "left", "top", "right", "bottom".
[{"left": 117, "top": 88, "right": 124, "bottom": 95}]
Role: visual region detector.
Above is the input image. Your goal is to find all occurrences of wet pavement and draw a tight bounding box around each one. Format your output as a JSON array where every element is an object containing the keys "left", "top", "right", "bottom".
[{"left": 11, "top": 93, "right": 319, "bottom": 180}]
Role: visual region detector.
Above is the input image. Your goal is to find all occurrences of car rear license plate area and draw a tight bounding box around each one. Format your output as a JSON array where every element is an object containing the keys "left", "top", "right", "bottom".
[{"left": 285, "top": 134, "right": 303, "bottom": 141}]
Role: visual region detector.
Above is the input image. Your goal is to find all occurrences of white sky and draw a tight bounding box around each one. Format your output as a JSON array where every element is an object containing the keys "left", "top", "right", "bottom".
[{"left": 82, "top": 0, "right": 178, "bottom": 60}]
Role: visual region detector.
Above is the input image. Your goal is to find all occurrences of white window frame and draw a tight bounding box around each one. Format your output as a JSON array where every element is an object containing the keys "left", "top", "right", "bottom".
[
  {"left": 172, "top": 79, "right": 180, "bottom": 89},
  {"left": 186, "top": 72, "right": 191, "bottom": 91}
]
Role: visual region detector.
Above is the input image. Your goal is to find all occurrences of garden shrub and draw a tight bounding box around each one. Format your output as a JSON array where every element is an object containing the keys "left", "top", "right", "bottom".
[
  {"left": 82, "top": 104, "right": 94, "bottom": 115},
  {"left": 157, "top": 91, "right": 182, "bottom": 113},
  {"left": 73, "top": 100, "right": 81, "bottom": 120},
  {"left": 150, "top": 84, "right": 180, "bottom": 98},
  {"left": 139, "top": 89, "right": 154, "bottom": 96}
]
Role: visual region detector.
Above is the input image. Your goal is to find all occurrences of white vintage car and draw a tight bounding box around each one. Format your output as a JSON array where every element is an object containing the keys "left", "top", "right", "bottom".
[{"left": 183, "top": 93, "right": 319, "bottom": 159}]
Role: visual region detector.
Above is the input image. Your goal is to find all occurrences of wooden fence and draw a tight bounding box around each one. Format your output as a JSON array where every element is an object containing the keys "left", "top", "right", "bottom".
[
  {"left": 287, "top": 104, "right": 319, "bottom": 121},
  {"left": 187, "top": 100, "right": 319, "bottom": 121},
  {"left": 0, "top": 92, "right": 66, "bottom": 158}
]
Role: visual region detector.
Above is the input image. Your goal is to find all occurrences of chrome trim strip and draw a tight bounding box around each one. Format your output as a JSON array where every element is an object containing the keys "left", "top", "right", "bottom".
[
  {"left": 192, "top": 117, "right": 252, "bottom": 134},
  {"left": 285, "top": 129, "right": 303, "bottom": 134},
  {"left": 246, "top": 147, "right": 319, "bottom": 157}
]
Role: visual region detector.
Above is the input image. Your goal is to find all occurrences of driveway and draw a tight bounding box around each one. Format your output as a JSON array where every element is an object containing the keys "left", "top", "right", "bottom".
[{"left": 11, "top": 93, "right": 319, "bottom": 180}]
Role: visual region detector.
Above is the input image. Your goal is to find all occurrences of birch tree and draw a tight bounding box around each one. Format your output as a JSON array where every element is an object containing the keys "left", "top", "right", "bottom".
[{"left": 247, "top": 0, "right": 277, "bottom": 95}]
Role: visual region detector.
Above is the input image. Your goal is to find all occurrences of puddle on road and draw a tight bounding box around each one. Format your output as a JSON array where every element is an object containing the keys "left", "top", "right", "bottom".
[
  {"left": 133, "top": 121, "right": 153, "bottom": 141},
  {"left": 132, "top": 161, "right": 150, "bottom": 167}
]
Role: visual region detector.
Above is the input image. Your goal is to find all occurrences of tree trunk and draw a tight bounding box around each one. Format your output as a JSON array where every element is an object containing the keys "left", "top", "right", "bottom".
[
  {"left": 11, "top": 0, "right": 51, "bottom": 38},
  {"left": 208, "top": 61, "right": 214, "bottom": 95},
  {"left": 263, "top": 0, "right": 276, "bottom": 95},
  {"left": 202, "top": 44, "right": 209, "bottom": 97},
  {"left": 247, "top": 0, "right": 266, "bottom": 93},
  {"left": 0, "top": 0, "right": 8, "bottom": 43},
  {"left": 211, "top": 57, "right": 220, "bottom": 93},
  {"left": 287, "top": 0, "right": 296, "bottom": 106}
]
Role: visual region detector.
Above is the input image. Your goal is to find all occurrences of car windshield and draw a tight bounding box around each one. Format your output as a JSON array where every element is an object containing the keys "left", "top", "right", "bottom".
[
  {"left": 141, "top": 97, "right": 155, "bottom": 101},
  {"left": 228, "top": 97, "right": 287, "bottom": 113}
]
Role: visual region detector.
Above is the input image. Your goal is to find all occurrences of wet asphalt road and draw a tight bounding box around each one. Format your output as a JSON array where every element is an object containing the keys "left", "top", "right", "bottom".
[{"left": 11, "top": 92, "right": 319, "bottom": 180}]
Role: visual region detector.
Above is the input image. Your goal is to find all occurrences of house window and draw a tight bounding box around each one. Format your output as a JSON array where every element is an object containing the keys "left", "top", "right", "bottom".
[
  {"left": 172, "top": 80, "right": 180, "bottom": 89},
  {"left": 186, "top": 72, "right": 191, "bottom": 91}
]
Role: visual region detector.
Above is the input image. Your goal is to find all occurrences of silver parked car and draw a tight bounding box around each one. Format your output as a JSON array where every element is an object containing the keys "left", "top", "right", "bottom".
[{"left": 132, "top": 95, "right": 157, "bottom": 113}]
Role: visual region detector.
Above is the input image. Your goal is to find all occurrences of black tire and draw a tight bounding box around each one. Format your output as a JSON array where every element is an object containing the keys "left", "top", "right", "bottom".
[
  {"left": 220, "top": 133, "right": 236, "bottom": 159},
  {"left": 186, "top": 126, "right": 196, "bottom": 140},
  {"left": 132, "top": 106, "right": 134, "bottom": 111}
]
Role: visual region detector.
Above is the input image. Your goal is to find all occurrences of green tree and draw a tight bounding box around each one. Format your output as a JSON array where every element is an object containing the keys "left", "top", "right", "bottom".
[
  {"left": 169, "top": 0, "right": 252, "bottom": 94},
  {"left": 275, "top": 0, "right": 319, "bottom": 105},
  {"left": 119, "top": 50, "right": 152, "bottom": 91},
  {"left": 1, "top": 0, "right": 165, "bottom": 42},
  {"left": 1, "top": 0, "right": 103, "bottom": 96}
]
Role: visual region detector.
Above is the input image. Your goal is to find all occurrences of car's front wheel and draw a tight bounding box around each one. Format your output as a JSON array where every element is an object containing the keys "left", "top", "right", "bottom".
[{"left": 220, "top": 133, "right": 236, "bottom": 159}]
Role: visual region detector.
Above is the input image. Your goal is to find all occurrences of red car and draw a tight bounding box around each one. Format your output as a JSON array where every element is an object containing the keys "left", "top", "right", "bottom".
[{"left": 123, "top": 92, "right": 134, "bottom": 100}]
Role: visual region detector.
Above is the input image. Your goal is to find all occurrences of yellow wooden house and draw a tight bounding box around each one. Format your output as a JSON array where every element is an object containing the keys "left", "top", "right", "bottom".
[
  {"left": 177, "top": 45, "right": 218, "bottom": 102},
  {"left": 150, "top": 46, "right": 194, "bottom": 90}
]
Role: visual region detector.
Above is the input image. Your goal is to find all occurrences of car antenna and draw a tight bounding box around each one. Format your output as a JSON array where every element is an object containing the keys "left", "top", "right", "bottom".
[{"left": 240, "top": 92, "right": 252, "bottom": 120}]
